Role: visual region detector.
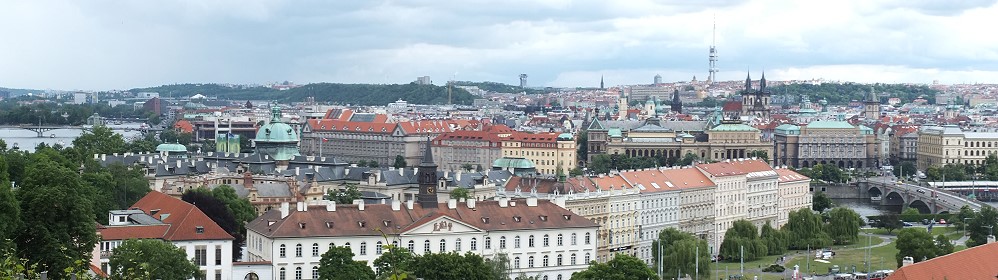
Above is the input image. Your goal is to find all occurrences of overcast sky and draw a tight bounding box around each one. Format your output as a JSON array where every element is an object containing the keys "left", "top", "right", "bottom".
[{"left": 2, "top": 0, "right": 997, "bottom": 90}]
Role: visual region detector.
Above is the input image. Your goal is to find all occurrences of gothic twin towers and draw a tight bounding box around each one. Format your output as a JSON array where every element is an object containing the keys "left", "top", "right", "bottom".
[{"left": 740, "top": 72, "right": 771, "bottom": 118}]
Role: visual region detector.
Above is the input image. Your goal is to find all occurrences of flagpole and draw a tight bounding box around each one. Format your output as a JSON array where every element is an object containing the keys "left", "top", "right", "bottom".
[{"left": 319, "top": 137, "right": 324, "bottom": 157}]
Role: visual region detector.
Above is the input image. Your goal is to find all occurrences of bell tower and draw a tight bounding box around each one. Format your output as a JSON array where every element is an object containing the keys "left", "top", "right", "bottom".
[{"left": 417, "top": 138, "right": 439, "bottom": 208}]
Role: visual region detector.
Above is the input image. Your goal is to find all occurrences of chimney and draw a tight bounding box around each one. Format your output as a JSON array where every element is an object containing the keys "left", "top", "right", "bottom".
[
  {"left": 93, "top": 154, "right": 99, "bottom": 159},
  {"left": 297, "top": 201, "right": 306, "bottom": 212},
  {"left": 456, "top": 170, "right": 463, "bottom": 182},
  {"left": 526, "top": 197, "right": 538, "bottom": 207},
  {"left": 554, "top": 196, "right": 567, "bottom": 208},
  {"left": 448, "top": 199, "right": 457, "bottom": 209},
  {"left": 399, "top": 168, "right": 404, "bottom": 176},
  {"left": 295, "top": 167, "right": 300, "bottom": 176},
  {"left": 354, "top": 199, "right": 365, "bottom": 211},
  {"left": 325, "top": 200, "right": 336, "bottom": 212},
  {"left": 467, "top": 199, "right": 476, "bottom": 209},
  {"left": 406, "top": 200, "right": 414, "bottom": 210},
  {"left": 499, "top": 197, "right": 509, "bottom": 208},
  {"left": 280, "top": 202, "right": 290, "bottom": 219},
  {"left": 391, "top": 199, "right": 401, "bottom": 211}
]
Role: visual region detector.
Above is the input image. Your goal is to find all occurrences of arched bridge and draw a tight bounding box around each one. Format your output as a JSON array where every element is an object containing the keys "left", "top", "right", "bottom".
[
  {"left": 0, "top": 125, "right": 162, "bottom": 137},
  {"left": 866, "top": 179, "right": 982, "bottom": 214}
]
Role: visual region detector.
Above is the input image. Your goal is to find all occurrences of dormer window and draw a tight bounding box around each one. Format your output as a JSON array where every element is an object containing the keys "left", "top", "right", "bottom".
[
  {"left": 358, "top": 221, "right": 366, "bottom": 228},
  {"left": 325, "top": 221, "right": 334, "bottom": 228},
  {"left": 299, "top": 222, "right": 306, "bottom": 229},
  {"left": 383, "top": 220, "right": 392, "bottom": 227},
  {"left": 539, "top": 215, "right": 548, "bottom": 221},
  {"left": 196, "top": 226, "right": 204, "bottom": 234},
  {"left": 563, "top": 214, "right": 571, "bottom": 220},
  {"left": 482, "top": 217, "right": 490, "bottom": 224},
  {"left": 513, "top": 216, "right": 522, "bottom": 222}
]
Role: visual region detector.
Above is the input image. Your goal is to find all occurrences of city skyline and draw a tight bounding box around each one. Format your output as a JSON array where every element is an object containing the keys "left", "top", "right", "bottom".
[{"left": 1, "top": 0, "right": 997, "bottom": 90}]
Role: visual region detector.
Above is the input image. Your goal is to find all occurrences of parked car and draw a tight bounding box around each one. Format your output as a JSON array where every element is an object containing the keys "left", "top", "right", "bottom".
[
  {"left": 916, "top": 189, "right": 926, "bottom": 194},
  {"left": 921, "top": 219, "right": 931, "bottom": 225},
  {"left": 902, "top": 221, "right": 914, "bottom": 227},
  {"left": 939, "top": 219, "right": 947, "bottom": 224}
]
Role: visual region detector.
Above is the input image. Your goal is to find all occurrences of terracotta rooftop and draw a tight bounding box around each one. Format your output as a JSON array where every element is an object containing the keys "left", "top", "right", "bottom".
[
  {"left": 129, "top": 191, "right": 234, "bottom": 241},
  {"left": 886, "top": 241, "right": 998, "bottom": 280},
  {"left": 774, "top": 168, "right": 809, "bottom": 183},
  {"left": 696, "top": 161, "right": 749, "bottom": 177},
  {"left": 248, "top": 200, "right": 597, "bottom": 238},
  {"left": 99, "top": 224, "right": 170, "bottom": 240},
  {"left": 660, "top": 168, "right": 716, "bottom": 190}
]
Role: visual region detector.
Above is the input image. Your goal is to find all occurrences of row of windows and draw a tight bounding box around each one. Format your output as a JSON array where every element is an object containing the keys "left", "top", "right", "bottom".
[
  {"left": 276, "top": 233, "right": 594, "bottom": 258},
  {"left": 277, "top": 266, "right": 317, "bottom": 280},
  {"left": 511, "top": 253, "right": 589, "bottom": 269}
]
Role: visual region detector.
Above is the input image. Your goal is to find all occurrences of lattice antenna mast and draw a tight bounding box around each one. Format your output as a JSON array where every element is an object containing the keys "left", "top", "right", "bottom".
[{"left": 708, "top": 15, "right": 719, "bottom": 84}]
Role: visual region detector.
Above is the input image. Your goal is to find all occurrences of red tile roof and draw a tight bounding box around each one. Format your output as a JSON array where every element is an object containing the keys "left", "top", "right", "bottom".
[
  {"left": 248, "top": 200, "right": 597, "bottom": 238},
  {"left": 696, "top": 161, "right": 748, "bottom": 177},
  {"left": 98, "top": 225, "right": 170, "bottom": 240},
  {"left": 774, "top": 168, "right": 809, "bottom": 183},
  {"left": 130, "top": 191, "right": 234, "bottom": 241},
  {"left": 173, "top": 119, "right": 194, "bottom": 133},
  {"left": 660, "top": 168, "right": 716, "bottom": 190},
  {"left": 725, "top": 159, "right": 773, "bottom": 173},
  {"left": 886, "top": 241, "right": 998, "bottom": 280}
]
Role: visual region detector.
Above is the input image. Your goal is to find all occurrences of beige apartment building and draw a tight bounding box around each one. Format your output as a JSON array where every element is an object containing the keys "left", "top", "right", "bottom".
[
  {"left": 917, "top": 124, "right": 998, "bottom": 170},
  {"left": 501, "top": 132, "right": 577, "bottom": 175},
  {"left": 432, "top": 125, "right": 513, "bottom": 172},
  {"left": 775, "top": 168, "right": 812, "bottom": 228},
  {"left": 302, "top": 118, "right": 476, "bottom": 167}
]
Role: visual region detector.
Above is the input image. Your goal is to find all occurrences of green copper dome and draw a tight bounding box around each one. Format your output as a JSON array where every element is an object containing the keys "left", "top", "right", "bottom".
[
  {"left": 492, "top": 157, "right": 536, "bottom": 169},
  {"left": 255, "top": 106, "right": 300, "bottom": 143},
  {"left": 155, "top": 143, "right": 187, "bottom": 153}
]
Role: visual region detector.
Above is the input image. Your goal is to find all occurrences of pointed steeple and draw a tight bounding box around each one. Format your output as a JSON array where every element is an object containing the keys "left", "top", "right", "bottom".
[
  {"left": 421, "top": 137, "right": 435, "bottom": 166},
  {"left": 744, "top": 72, "right": 752, "bottom": 92},
  {"left": 600, "top": 75, "right": 605, "bottom": 89},
  {"left": 760, "top": 71, "right": 767, "bottom": 91}
]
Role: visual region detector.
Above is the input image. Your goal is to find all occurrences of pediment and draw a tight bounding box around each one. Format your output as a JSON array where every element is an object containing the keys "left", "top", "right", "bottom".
[{"left": 402, "top": 214, "right": 482, "bottom": 235}]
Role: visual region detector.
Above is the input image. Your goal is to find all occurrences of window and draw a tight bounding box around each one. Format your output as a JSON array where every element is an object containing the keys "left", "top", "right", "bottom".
[
  {"left": 514, "top": 257, "right": 520, "bottom": 269},
  {"left": 279, "top": 244, "right": 286, "bottom": 258},
  {"left": 584, "top": 253, "right": 590, "bottom": 263},
  {"left": 360, "top": 242, "right": 367, "bottom": 255},
  {"left": 514, "top": 236, "right": 520, "bottom": 248},
  {"left": 376, "top": 241, "right": 383, "bottom": 255},
  {"left": 455, "top": 238, "right": 462, "bottom": 251},
  {"left": 312, "top": 267, "right": 318, "bottom": 279},
  {"left": 585, "top": 232, "right": 591, "bottom": 245},
  {"left": 215, "top": 246, "right": 222, "bottom": 265},
  {"left": 408, "top": 240, "right": 415, "bottom": 252},
  {"left": 312, "top": 243, "right": 319, "bottom": 257},
  {"left": 295, "top": 267, "right": 302, "bottom": 280},
  {"left": 557, "top": 234, "right": 563, "bottom": 246},
  {"left": 543, "top": 255, "right": 549, "bottom": 267},
  {"left": 484, "top": 237, "right": 491, "bottom": 250},
  {"left": 295, "top": 244, "right": 303, "bottom": 257},
  {"left": 528, "top": 235, "right": 535, "bottom": 248},
  {"left": 528, "top": 256, "right": 535, "bottom": 268},
  {"left": 439, "top": 239, "right": 446, "bottom": 252},
  {"left": 571, "top": 253, "right": 577, "bottom": 265},
  {"left": 329, "top": 242, "right": 335, "bottom": 250},
  {"left": 571, "top": 233, "right": 577, "bottom": 245},
  {"left": 424, "top": 240, "right": 431, "bottom": 253},
  {"left": 345, "top": 242, "right": 351, "bottom": 252},
  {"left": 215, "top": 270, "right": 221, "bottom": 280},
  {"left": 543, "top": 234, "right": 549, "bottom": 247},
  {"left": 557, "top": 254, "right": 563, "bottom": 266},
  {"left": 279, "top": 268, "right": 286, "bottom": 280},
  {"left": 470, "top": 238, "right": 477, "bottom": 251},
  {"left": 195, "top": 246, "right": 207, "bottom": 266}
]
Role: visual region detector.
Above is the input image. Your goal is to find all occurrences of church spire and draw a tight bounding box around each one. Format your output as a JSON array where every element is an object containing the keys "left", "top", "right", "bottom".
[
  {"left": 744, "top": 72, "right": 752, "bottom": 92},
  {"left": 760, "top": 71, "right": 767, "bottom": 91},
  {"left": 600, "top": 75, "right": 605, "bottom": 89},
  {"left": 421, "top": 137, "right": 435, "bottom": 166}
]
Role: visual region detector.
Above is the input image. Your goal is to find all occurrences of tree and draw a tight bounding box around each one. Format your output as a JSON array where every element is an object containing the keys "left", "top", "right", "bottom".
[
  {"left": 954, "top": 205, "right": 975, "bottom": 229},
  {"left": 393, "top": 155, "right": 407, "bottom": 169},
  {"left": 901, "top": 207, "right": 920, "bottom": 216},
  {"left": 461, "top": 163, "right": 475, "bottom": 172},
  {"left": 783, "top": 209, "right": 831, "bottom": 250},
  {"left": 893, "top": 161, "right": 916, "bottom": 177},
  {"left": 0, "top": 154, "right": 19, "bottom": 250},
  {"left": 812, "top": 191, "right": 834, "bottom": 212},
  {"left": 372, "top": 244, "right": 414, "bottom": 280},
  {"left": 212, "top": 185, "right": 257, "bottom": 225},
  {"left": 14, "top": 158, "right": 98, "bottom": 279},
  {"left": 761, "top": 221, "right": 787, "bottom": 256},
  {"left": 368, "top": 161, "right": 381, "bottom": 168},
  {"left": 182, "top": 190, "right": 243, "bottom": 260},
  {"left": 935, "top": 234, "right": 954, "bottom": 257},
  {"left": 71, "top": 125, "right": 126, "bottom": 162},
  {"left": 879, "top": 213, "right": 903, "bottom": 234},
  {"left": 966, "top": 205, "right": 998, "bottom": 247},
  {"left": 450, "top": 188, "right": 471, "bottom": 200},
  {"left": 676, "top": 152, "right": 700, "bottom": 166},
  {"left": 484, "top": 253, "right": 513, "bottom": 280},
  {"left": 571, "top": 254, "right": 657, "bottom": 280},
  {"left": 108, "top": 239, "right": 200, "bottom": 280},
  {"left": 652, "top": 228, "right": 711, "bottom": 279},
  {"left": 569, "top": 167, "right": 584, "bottom": 177},
  {"left": 326, "top": 183, "right": 363, "bottom": 204},
  {"left": 895, "top": 228, "right": 938, "bottom": 266},
  {"left": 577, "top": 132, "right": 588, "bottom": 162},
  {"left": 318, "top": 246, "right": 375, "bottom": 280},
  {"left": 748, "top": 150, "right": 769, "bottom": 163},
  {"left": 410, "top": 252, "right": 490, "bottom": 280},
  {"left": 719, "top": 220, "right": 767, "bottom": 261},
  {"left": 826, "top": 207, "right": 862, "bottom": 245}
]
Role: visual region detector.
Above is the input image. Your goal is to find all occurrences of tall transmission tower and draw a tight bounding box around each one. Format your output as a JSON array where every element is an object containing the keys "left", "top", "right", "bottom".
[{"left": 708, "top": 16, "right": 718, "bottom": 84}]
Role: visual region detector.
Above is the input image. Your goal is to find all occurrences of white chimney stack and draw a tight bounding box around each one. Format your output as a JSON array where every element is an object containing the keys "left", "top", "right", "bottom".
[
  {"left": 297, "top": 201, "right": 306, "bottom": 212},
  {"left": 448, "top": 199, "right": 457, "bottom": 209},
  {"left": 354, "top": 199, "right": 365, "bottom": 211},
  {"left": 325, "top": 200, "right": 336, "bottom": 212},
  {"left": 280, "top": 202, "right": 290, "bottom": 219},
  {"left": 526, "top": 197, "right": 538, "bottom": 207},
  {"left": 406, "top": 200, "right": 414, "bottom": 210},
  {"left": 466, "top": 199, "right": 476, "bottom": 209},
  {"left": 295, "top": 167, "right": 300, "bottom": 176},
  {"left": 392, "top": 199, "right": 401, "bottom": 211},
  {"left": 499, "top": 197, "right": 509, "bottom": 208}
]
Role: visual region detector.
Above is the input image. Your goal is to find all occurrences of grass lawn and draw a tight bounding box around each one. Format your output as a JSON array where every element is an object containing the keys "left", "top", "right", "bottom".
[
  {"left": 861, "top": 225, "right": 960, "bottom": 236},
  {"left": 710, "top": 236, "right": 897, "bottom": 279}
]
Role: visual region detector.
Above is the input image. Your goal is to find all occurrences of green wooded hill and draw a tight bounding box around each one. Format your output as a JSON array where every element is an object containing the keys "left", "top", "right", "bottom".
[
  {"left": 129, "top": 83, "right": 476, "bottom": 105},
  {"left": 769, "top": 83, "right": 940, "bottom": 105},
  {"left": 452, "top": 81, "right": 545, "bottom": 94}
]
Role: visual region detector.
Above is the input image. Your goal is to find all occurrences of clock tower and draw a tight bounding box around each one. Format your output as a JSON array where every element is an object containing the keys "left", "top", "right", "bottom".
[{"left": 417, "top": 138, "right": 439, "bottom": 208}]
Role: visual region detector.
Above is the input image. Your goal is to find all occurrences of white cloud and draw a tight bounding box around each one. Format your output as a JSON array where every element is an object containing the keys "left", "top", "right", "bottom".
[{"left": 0, "top": 0, "right": 997, "bottom": 90}]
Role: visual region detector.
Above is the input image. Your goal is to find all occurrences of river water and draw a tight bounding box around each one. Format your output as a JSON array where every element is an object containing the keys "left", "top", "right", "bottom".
[{"left": 0, "top": 123, "right": 145, "bottom": 152}]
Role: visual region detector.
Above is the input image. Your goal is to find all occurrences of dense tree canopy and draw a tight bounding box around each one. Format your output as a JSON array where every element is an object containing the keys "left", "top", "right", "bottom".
[
  {"left": 372, "top": 245, "right": 415, "bottom": 280},
  {"left": 769, "top": 83, "right": 938, "bottom": 105},
  {"left": 0, "top": 153, "right": 18, "bottom": 250},
  {"left": 895, "top": 228, "right": 952, "bottom": 267},
  {"left": 719, "top": 220, "right": 767, "bottom": 261},
  {"left": 812, "top": 191, "right": 835, "bottom": 212},
  {"left": 0, "top": 101, "right": 145, "bottom": 125},
  {"left": 652, "top": 228, "right": 711, "bottom": 280},
  {"left": 72, "top": 125, "right": 126, "bottom": 162},
  {"left": 130, "top": 82, "right": 477, "bottom": 105},
  {"left": 182, "top": 189, "right": 243, "bottom": 260},
  {"left": 826, "top": 208, "right": 863, "bottom": 245},
  {"left": 783, "top": 209, "right": 831, "bottom": 250},
  {"left": 965, "top": 205, "right": 998, "bottom": 247},
  {"left": 797, "top": 164, "right": 850, "bottom": 183},
  {"left": 109, "top": 239, "right": 200, "bottom": 280},
  {"left": 571, "top": 254, "right": 657, "bottom": 280},
  {"left": 410, "top": 252, "right": 491, "bottom": 280},
  {"left": 318, "top": 246, "right": 375, "bottom": 280},
  {"left": 15, "top": 157, "right": 98, "bottom": 279},
  {"left": 760, "top": 221, "right": 788, "bottom": 256},
  {"left": 450, "top": 188, "right": 471, "bottom": 200},
  {"left": 327, "top": 183, "right": 363, "bottom": 204}
]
